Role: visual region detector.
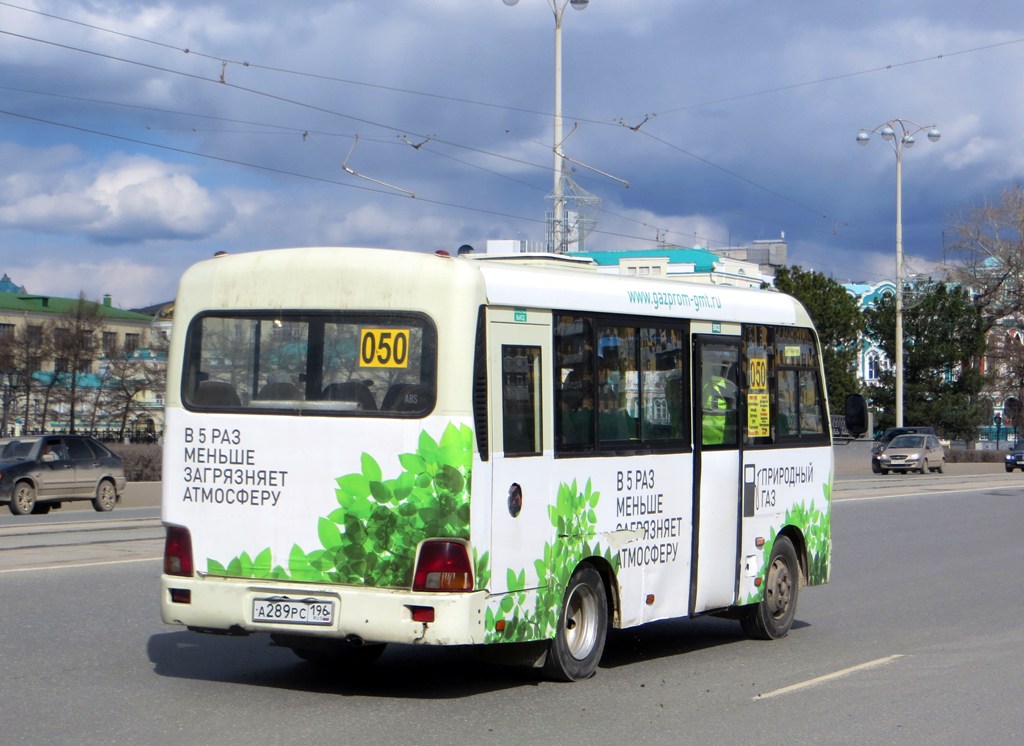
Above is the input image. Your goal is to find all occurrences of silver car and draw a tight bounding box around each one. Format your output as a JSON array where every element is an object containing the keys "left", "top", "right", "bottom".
[
  {"left": 0, "top": 435, "right": 127, "bottom": 515},
  {"left": 877, "top": 434, "right": 946, "bottom": 475}
]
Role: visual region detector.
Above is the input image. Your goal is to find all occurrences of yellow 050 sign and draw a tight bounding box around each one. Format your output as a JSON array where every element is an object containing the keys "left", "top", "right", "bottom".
[
  {"left": 749, "top": 358, "right": 768, "bottom": 391},
  {"left": 359, "top": 328, "right": 410, "bottom": 368}
]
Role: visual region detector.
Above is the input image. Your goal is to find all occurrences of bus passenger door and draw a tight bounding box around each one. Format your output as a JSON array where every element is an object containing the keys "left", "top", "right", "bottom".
[
  {"left": 691, "top": 334, "right": 742, "bottom": 614},
  {"left": 486, "top": 311, "right": 553, "bottom": 596}
]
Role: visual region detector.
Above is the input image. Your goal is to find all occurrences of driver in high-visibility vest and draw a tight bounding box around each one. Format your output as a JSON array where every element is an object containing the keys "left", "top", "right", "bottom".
[{"left": 702, "top": 374, "right": 730, "bottom": 445}]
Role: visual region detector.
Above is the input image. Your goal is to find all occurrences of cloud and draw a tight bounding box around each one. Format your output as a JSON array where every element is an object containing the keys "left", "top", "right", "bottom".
[
  {"left": 0, "top": 150, "right": 235, "bottom": 243},
  {"left": 8, "top": 257, "right": 175, "bottom": 309},
  {"left": 86, "top": 156, "right": 235, "bottom": 241},
  {"left": 587, "top": 204, "right": 733, "bottom": 252}
]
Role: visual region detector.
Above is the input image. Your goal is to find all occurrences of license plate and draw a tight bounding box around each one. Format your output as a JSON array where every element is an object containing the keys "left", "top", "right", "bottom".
[{"left": 252, "top": 597, "right": 335, "bottom": 626}]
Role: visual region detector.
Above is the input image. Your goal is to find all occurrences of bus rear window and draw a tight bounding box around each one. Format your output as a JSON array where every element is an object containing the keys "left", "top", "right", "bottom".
[{"left": 182, "top": 312, "right": 437, "bottom": 417}]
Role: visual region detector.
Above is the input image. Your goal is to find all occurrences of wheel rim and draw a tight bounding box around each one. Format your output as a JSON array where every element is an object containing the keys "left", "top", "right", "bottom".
[
  {"left": 562, "top": 582, "right": 600, "bottom": 661},
  {"left": 98, "top": 483, "right": 115, "bottom": 509},
  {"left": 764, "top": 554, "right": 793, "bottom": 620},
  {"left": 14, "top": 484, "right": 33, "bottom": 512}
]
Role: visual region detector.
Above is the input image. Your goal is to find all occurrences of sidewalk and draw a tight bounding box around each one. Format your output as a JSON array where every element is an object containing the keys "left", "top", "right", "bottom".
[{"left": 124, "top": 481, "right": 161, "bottom": 508}]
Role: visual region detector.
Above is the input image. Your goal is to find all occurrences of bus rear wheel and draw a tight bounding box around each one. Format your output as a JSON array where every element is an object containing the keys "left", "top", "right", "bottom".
[
  {"left": 741, "top": 535, "right": 799, "bottom": 640},
  {"left": 543, "top": 563, "right": 608, "bottom": 682}
]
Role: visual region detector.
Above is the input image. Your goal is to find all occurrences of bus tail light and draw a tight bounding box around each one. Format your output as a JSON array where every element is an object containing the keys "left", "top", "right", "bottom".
[
  {"left": 164, "top": 525, "right": 194, "bottom": 577},
  {"left": 413, "top": 540, "right": 473, "bottom": 592},
  {"left": 407, "top": 606, "right": 435, "bottom": 623}
]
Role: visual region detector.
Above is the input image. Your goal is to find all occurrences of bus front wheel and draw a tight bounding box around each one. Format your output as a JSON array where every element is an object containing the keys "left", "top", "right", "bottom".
[
  {"left": 543, "top": 563, "right": 608, "bottom": 682},
  {"left": 742, "top": 535, "right": 799, "bottom": 640}
]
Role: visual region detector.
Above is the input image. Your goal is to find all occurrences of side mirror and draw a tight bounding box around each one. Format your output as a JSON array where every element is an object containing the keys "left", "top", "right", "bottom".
[{"left": 844, "top": 394, "right": 868, "bottom": 438}]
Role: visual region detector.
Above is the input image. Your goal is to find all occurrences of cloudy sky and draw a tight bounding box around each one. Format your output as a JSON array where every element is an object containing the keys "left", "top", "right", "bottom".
[{"left": 1, "top": 0, "right": 1022, "bottom": 308}]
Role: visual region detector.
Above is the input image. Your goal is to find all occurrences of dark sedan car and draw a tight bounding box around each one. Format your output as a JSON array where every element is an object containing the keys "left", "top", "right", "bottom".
[
  {"left": 0, "top": 435, "right": 126, "bottom": 515},
  {"left": 1005, "top": 449, "right": 1024, "bottom": 472}
]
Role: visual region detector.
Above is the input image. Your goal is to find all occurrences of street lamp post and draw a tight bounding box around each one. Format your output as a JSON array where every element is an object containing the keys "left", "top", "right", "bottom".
[
  {"left": 857, "top": 119, "right": 941, "bottom": 428},
  {"left": 0, "top": 368, "right": 22, "bottom": 437},
  {"left": 502, "top": 0, "right": 590, "bottom": 253}
]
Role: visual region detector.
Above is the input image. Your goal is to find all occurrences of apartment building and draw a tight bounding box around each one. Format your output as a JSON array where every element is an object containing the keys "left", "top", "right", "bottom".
[{"left": 0, "top": 273, "right": 165, "bottom": 437}]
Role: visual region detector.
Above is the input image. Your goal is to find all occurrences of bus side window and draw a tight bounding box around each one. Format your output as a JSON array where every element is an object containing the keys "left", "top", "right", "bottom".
[
  {"left": 596, "top": 326, "right": 639, "bottom": 442},
  {"left": 775, "top": 328, "right": 827, "bottom": 442},
  {"left": 502, "top": 345, "right": 542, "bottom": 456},
  {"left": 700, "top": 348, "right": 740, "bottom": 448},
  {"left": 559, "top": 369, "right": 594, "bottom": 445},
  {"left": 798, "top": 370, "right": 824, "bottom": 434},
  {"left": 555, "top": 314, "right": 595, "bottom": 450},
  {"left": 640, "top": 326, "right": 687, "bottom": 443},
  {"left": 777, "top": 371, "right": 797, "bottom": 436}
]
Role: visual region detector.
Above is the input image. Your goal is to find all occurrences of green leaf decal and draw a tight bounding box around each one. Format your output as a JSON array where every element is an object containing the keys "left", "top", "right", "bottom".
[
  {"left": 399, "top": 452, "right": 426, "bottom": 473},
  {"left": 253, "top": 547, "right": 272, "bottom": 575},
  {"left": 318, "top": 517, "right": 342, "bottom": 550},
  {"left": 360, "top": 452, "right": 383, "bottom": 483},
  {"left": 368, "top": 480, "right": 393, "bottom": 504},
  {"left": 337, "top": 473, "right": 371, "bottom": 500}
]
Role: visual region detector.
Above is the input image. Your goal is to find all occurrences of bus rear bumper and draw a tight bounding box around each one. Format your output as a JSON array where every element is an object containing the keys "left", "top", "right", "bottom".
[{"left": 160, "top": 574, "right": 489, "bottom": 646}]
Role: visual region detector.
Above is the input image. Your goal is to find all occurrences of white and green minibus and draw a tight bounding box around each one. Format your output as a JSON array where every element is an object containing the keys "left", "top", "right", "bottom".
[{"left": 160, "top": 246, "right": 864, "bottom": 681}]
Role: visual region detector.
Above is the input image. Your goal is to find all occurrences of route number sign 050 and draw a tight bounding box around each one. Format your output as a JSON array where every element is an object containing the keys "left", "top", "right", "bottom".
[{"left": 360, "top": 328, "right": 410, "bottom": 368}]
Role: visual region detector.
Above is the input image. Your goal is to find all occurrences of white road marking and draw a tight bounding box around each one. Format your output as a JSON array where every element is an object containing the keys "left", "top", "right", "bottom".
[
  {"left": 753, "top": 654, "right": 905, "bottom": 700},
  {"left": 0, "top": 556, "right": 163, "bottom": 574},
  {"left": 836, "top": 483, "right": 1023, "bottom": 502}
]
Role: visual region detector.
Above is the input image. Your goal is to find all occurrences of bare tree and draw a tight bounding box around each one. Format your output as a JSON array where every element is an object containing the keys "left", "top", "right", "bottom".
[
  {"left": 985, "top": 327, "right": 1024, "bottom": 438},
  {"left": 103, "top": 341, "right": 163, "bottom": 440},
  {"left": 0, "top": 329, "right": 17, "bottom": 435},
  {"left": 0, "top": 319, "right": 55, "bottom": 434},
  {"left": 944, "top": 184, "right": 1024, "bottom": 334},
  {"left": 52, "top": 294, "right": 107, "bottom": 433},
  {"left": 20, "top": 322, "right": 49, "bottom": 433}
]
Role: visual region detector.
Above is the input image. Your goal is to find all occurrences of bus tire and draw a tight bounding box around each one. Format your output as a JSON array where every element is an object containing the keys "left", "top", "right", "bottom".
[
  {"left": 741, "top": 535, "right": 799, "bottom": 640},
  {"left": 9, "top": 481, "right": 36, "bottom": 515},
  {"left": 543, "top": 564, "right": 608, "bottom": 682},
  {"left": 92, "top": 480, "right": 117, "bottom": 512}
]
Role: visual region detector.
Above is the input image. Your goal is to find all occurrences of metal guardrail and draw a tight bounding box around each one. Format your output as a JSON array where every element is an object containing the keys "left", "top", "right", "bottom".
[
  {"left": 831, "top": 414, "right": 868, "bottom": 443},
  {"left": 830, "top": 414, "right": 850, "bottom": 439}
]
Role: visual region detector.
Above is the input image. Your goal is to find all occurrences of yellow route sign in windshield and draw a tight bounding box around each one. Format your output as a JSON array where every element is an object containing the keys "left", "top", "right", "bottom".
[{"left": 359, "top": 328, "right": 410, "bottom": 368}]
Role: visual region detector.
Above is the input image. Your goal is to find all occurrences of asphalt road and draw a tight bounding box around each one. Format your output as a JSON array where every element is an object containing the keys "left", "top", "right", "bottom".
[{"left": 1, "top": 467, "right": 1023, "bottom": 745}]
